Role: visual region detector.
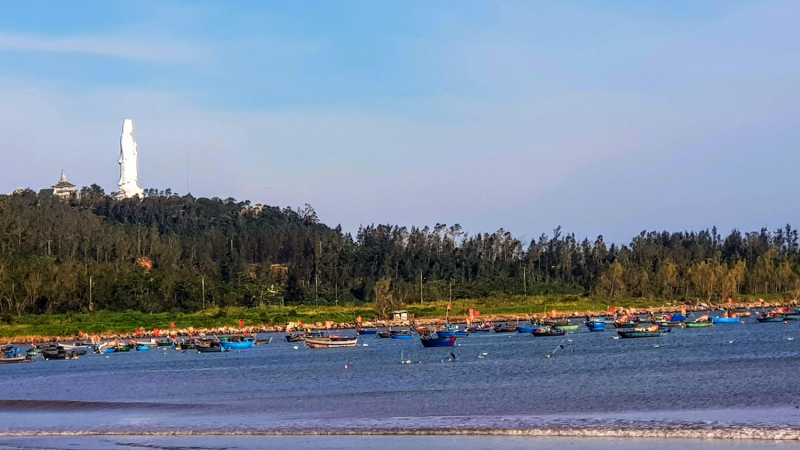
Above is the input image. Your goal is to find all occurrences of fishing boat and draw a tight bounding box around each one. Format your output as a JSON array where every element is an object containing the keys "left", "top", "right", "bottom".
[
  {"left": 685, "top": 315, "right": 713, "bottom": 328},
  {"left": 285, "top": 332, "right": 305, "bottom": 342},
  {"left": 436, "top": 324, "right": 469, "bottom": 338},
  {"left": 219, "top": 336, "right": 255, "bottom": 349},
  {"left": 377, "top": 331, "right": 392, "bottom": 338},
  {"left": 41, "top": 345, "right": 81, "bottom": 360},
  {"left": 493, "top": 323, "right": 517, "bottom": 333},
  {"left": 136, "top": 345, "right": 150, "bottom": 351},
  {"left": 156, "top": 339, "right": 173, "bottom": 347},
  {"left": 657, "top": 321, "right": 685, "bottom": 328},
  {"left": 533, "top": 327, "right": 566, "bottom": 337},
  {"left": 0, "top": 346, "right": 30, "bottom": 364},
  {"left": 420, "top": 335, "right": 456, "bottom": 347},
  {"left": 554, "top": 324, "right": 579, "bottom": 331},
  {"left": 26, "top": 348, "right": 42, "bottom": 357},
  {"left": 757, "top": 312, "right": 785, "bottom": 323},
  {"left": 618, "top": 325, "right": 665, "bottom": 338},
  {"left": 304, "top": 336, "right": 358, "bottom": 349},
  {"left": 389, "top": 329, "right": 414, "bottom": 339},
  {"left": 516, "top": 325, "right": 537, "bottom": 333},
  {"left": 712, "top": 317, "right": 741, "bottom": 324},
  {"left": 196, "top": 340, "right": 229, "bottom": 353},
  {"left": 255, "top": 336, "right": 273, "bottom": 345},
  {"left": 356, "top": 325, "right": 378, "bottom": 335},
  {"left": 467, "top": 322, "right": 492, "bottom": 333},
  {"left": 734, "top": 308, "right": 752, "bottom": 317},
  {"left": 535, "top": 318, "right": 571, "bottom": 327},
  {"left": 585, "top": 320, "right": 606, "bottom": 332}
]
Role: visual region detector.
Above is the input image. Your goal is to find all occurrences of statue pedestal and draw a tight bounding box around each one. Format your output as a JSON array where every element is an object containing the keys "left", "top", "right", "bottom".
[{"left": 116, "top": 183, "right": 144, "bottom": 199}]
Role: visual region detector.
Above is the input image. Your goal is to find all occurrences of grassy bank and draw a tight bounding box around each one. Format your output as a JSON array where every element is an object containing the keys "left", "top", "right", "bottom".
[{"left": 0, "top": 294, "right": 786, "bottom": 339}]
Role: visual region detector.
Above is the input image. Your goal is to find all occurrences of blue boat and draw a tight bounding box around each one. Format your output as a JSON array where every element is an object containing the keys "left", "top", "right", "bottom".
[
  {"left": 517, "top": 326, "right": 538, "bottom": 333},
  {"left": 390, "top": 332, "right": 413, "bottom": 339},
  {"left": 711, "top": 317, "right": 741, "bottom": 324},
  {"left": 357, "top": 328, "right": 378, "bottom": 335},
  {"left": 585, "top": 321, "right": 606, "bottom": 332},
  {"left": 420, "top": 335, "right": 455, "bottom": 347},
  {"left": 219, "top": 337, "right": 256, "bottom": 349},
  {"left": 136, "top": 345, "right": 150, "bottom": 351},
  {"left": 102, "top": 348, "right": 115, "bottom": 354}
]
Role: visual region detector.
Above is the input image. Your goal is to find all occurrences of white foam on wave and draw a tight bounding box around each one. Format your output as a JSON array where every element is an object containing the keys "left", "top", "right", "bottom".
[{"left": 0, "top": 427, "right": 797, "bottom": 440}]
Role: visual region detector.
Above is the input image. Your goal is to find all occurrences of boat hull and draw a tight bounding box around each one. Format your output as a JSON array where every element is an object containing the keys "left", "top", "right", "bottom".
[
  {"left": 555, "top": 324, "right": 579, "bottom": 331},
  {"left": 421, "top": 336, "right": 456, "bottom": 347},
  {"left": 136, "top": 346, "right": 150, "bottom": 351},
  {"left": 712, "top": 317, "right": 741, "bottom": 324},
  {"left": 389, "top": 334, "right": 413, "bottom": 339},
  {"left": 219, "top": 340, "right": 255, "bottom": 349},
  {"left": 357, "top": 329, "right": 378, "bottom": 335},
  {"left": 304, "top": 338, "right": 358, "bottom": 348},
  {"left": 618, "top": 330, "right": 664, "bottom": 338},
  {"left": 685, "top": 322, "right": 713, "bottom": 328}
]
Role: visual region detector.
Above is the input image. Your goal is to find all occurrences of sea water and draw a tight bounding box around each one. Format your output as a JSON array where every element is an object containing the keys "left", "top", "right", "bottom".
[{"left": 0, "top": 316, "right": 798, "bottom": 449}]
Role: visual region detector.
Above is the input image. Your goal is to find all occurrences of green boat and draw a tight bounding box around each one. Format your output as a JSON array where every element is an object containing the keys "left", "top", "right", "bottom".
[
  {"left": 685, "top": 322, "right": 713, "bottom": 328},
  {"left": 26, "top": 348, "right": 42, "bottom": 357},
  {"left": 554, "top": 324, "right": 579, "bottom": 331},
  {"left": 115, "top": 345, "right": 132, "bottom": 352},
  {"left": 618, "top": 330, "right": 665, "bottom": 338}
]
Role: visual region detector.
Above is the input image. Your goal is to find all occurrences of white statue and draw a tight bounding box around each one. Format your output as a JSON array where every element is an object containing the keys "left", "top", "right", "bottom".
[{"left": 116, "top": 119, "right": 144, "bottom": 199}]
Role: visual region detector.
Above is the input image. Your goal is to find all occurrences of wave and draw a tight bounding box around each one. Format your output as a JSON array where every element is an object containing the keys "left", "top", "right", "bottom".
[{"left": 0, "top": 427, "right": 797, "bottom": 440}]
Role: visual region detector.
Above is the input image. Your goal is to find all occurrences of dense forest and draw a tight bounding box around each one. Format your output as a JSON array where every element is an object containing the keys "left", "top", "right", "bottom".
[{"left": 0, "top": 186, "right": 798, "bottom": 317}]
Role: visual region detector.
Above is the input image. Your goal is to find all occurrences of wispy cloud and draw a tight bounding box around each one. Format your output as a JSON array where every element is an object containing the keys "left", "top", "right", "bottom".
[{"left": 0, "top": 32, "right": 194, "bottom": 62}]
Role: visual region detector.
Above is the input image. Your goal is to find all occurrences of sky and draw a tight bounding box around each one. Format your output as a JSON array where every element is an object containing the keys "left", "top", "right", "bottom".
[{"left": 0, "top": 1, "right": 798, "bottom": 243}]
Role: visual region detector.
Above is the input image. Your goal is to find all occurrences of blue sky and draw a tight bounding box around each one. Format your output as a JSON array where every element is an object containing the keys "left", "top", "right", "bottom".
[{"left": 0, "top": 1, "right": 798, "bottom": 243}]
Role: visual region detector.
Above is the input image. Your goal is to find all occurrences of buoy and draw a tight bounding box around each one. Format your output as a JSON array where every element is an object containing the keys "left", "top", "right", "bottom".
[
  {"left": 406, "top": 360, "right": 411, "bottom": 364},
  {"left": 345, "top": 364, "right": 349, "bottom": 369},
  {"left": 728, "top": 340, "right": 734, "bottom": 344},
  {"left": 293, "top": 345, "right": 299, "bottom": 350},
  {"left": 545, "top": 355, "right": 551, "bottom": 358},
  {"left": 482, "top": 352, "right": 488, "bottom": 356},
  {"left": 362, "top": 343, "right": 369, "bottom": 347},
  {"left": 457, "top": 344, "right": 461, "bottom": 347},
  {"left": 613, "top": 336, "right": 620, "bottom": 340},
  {"left": 654, "top": 345, "right": 659, "bottom": 348},
  {"left": 789, "top": 338, "right": 794, "bottom": 341}
]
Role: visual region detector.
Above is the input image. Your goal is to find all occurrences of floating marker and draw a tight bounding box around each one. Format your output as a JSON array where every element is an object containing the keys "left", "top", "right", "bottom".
[
  {"left": 788, "top": 338, "right": 794, "bottom": 341},
  {"left": 293, "top": 345, "right": 299, "bottom": 350},
  {"left": 613, "top": 336, "right": 620, "bottom": 340},
  {"left": 654, "top": 345, "right": 659, "bottom": 348},
  {"left": 728, "top": 340, "right": 734, "bottom": 344},
  {"left": 362, "top": 343, "right": 369, "bottom": 347},
  {"left": 345, "top": 364, "right": 349, "bottom": 369},
  {"left": 482, "top": 352, "right": 488, "bottom": 356}
]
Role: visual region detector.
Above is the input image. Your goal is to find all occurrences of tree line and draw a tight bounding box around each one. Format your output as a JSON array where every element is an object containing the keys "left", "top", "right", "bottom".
[{"left": 0, "top": 186, "right": 798, "bottom": 317}]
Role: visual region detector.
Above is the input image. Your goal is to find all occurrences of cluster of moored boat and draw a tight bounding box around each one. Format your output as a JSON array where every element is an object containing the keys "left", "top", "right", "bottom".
[{"left": 0, "top": 307, "right": 795, "bottom": 363}]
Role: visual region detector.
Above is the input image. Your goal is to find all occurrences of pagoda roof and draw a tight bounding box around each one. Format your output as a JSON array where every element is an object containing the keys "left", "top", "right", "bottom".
[{"left": 52, "top": 170, "right": 76, "bottom": 189}]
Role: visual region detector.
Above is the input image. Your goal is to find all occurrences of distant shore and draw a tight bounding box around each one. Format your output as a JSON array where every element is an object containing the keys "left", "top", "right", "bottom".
[{"left": 0, "top": 299, "right": 792, "bottom": 344}]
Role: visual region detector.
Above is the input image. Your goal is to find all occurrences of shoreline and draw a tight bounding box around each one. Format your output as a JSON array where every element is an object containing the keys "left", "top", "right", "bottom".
[{"left": 0, "top": 301, "right": 791, "bottom": 344}]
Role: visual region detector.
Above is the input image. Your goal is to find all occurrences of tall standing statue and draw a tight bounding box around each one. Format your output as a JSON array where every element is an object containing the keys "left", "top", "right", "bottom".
[{"left": 116, "top": 119, "right": 144, "bottom": 199}]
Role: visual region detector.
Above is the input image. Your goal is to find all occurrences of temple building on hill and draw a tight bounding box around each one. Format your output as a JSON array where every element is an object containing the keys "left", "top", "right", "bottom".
[{"left": 39, "top": 171, "right": 80, "bottom": 199}]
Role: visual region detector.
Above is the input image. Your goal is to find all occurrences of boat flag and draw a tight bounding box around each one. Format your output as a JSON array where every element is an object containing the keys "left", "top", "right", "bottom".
[
  {"left": 469, "top": 309, "right": 474, "bottom": 317},
  {"left": 78, "top": 330, "right": 84, "bottom": 337},
  {"left": 551, "top": 309, "right": 558, "bottom": 318},
  {"left": 154, "top": 328, "right": 160, "bottom": 337},
  {"left": 609, "top": 307, "right": 616, "bottom": 314},
  {"left": 475, "top": 311, "right": 481, "bottom": 316},
  {"left": 239, "top": 320, "right": 245, "bottom": 328},
  {"left": 447, "top": 304, "right": 452, "bottom": 310},
  {"left": 135, "top": 329, "right": 141, "bottom": 336},
  {"left": 728, "top": 298, "right": 733, "bottom": 303},
  {"left": 170, "top": 322, "right": 175, "bottom": 328},
  {"left": 298, "top": 320, "right": 303, "bottom": 326},
  {"left": 357, "top": 315, "right": 362, "bottom": 323}
]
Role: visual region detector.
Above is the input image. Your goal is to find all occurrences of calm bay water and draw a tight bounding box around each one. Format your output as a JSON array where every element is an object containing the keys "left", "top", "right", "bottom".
[{"left": 0, "top": 315, "right": 799, "bottom": 449}]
